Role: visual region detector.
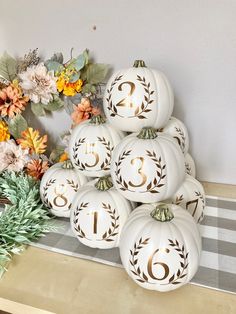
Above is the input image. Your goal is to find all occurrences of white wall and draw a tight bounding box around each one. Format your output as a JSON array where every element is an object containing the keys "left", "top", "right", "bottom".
[{"left": 0, "top": 0, "right": 235, "bottom": 184}]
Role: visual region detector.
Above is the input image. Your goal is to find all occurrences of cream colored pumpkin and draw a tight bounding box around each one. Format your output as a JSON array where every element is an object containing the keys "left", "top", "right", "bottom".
[
  {"left": 185, "top": 153, "right": 196, "bottom": 177},
  {"left": 120, "top": 203, "right": 201, "bottom": 292},
  {"left": 103, "top": 60, "right": 174, "bottom": 132},
  {"left": 71, "top": 176, "right": 134, "bottom": 249},
  {"left": 69, "top": 115, "right": 125, "bottom": 177},
  {"left": 170, "top": 174, "right": 205, "bottom": 223},
  {"left": 40, "top": 160, "right": 88, "bottom": 217},
  {"left": 110, "top": 127, "right": 185, "bottom": 203},
  {"left": 158, "top": 117, "right": 189, "bottom": 155}
]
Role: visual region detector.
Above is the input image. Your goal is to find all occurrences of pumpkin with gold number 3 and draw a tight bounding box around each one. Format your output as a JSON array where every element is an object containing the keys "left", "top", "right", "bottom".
[
  {"left": 104, "top": 60, "right": 174, "bottom": 132},
  {"left": 119, "top": 203, "right": 201, "bottom": 292}
]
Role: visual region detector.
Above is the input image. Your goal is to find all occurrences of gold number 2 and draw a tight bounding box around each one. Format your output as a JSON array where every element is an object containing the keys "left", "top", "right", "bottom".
[
  {"left": 147, "top": 248, "right": 170, "bottom": 281},
  {"left": 85, "top": 142, "right": 99, "bottom": 168},
  {"left": 116, "top": 82, "right": 136, "bottom": 108},
  {"left": 129, "top": 157, "right": 147, "bottom": 187}
]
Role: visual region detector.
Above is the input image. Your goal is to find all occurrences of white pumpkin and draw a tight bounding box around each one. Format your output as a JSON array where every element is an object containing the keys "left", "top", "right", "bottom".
[
  {"left": 69, "top": 115, "right": 125, "bottom": 177},
  {"left": 120, "top": 203, "right": 201, "bottom": 292},
  {"left": 40, "top": 160, "right": 88, "bottom": 217},
  {"left": 170, "top": 174, "right": 205, "bottom": 223},
  {"left": 103, "top": 60, "right": 174, "bottom": 132},
  {"left": 158, "top": 117, "right": 189, "bottom": 155},
  {"left": 110, "top": 127, "right": 185, "bottom": 203},
  {"left": 71, "top": 176, "right": 134, "bottom": 249},
  {"left": 185, "top": 153, "right": 196, "bottom": 177}
]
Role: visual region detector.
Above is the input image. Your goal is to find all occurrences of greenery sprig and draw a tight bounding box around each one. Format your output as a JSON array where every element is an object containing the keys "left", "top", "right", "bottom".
[{"left": 0, "top": 171, "right": 56, "bottom": 278}]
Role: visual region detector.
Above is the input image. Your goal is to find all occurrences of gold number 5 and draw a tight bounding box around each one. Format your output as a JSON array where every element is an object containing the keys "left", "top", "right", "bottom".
[
  {"left": 116, "top": 81, "right": 136, "bottom": 108},
  {"left": 85, "top": 142, "right": 99, "bottom": 168},
  {"left": 129, "top": 157, "right": 147, "bottom": 187}
]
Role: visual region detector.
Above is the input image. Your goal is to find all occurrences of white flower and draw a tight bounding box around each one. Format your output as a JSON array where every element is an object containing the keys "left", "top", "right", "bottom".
[
  {"left": 19, "top": 63, "right": 57, "bottom": 105},
  {"left": 0, "top": 140, "right": 29, "bottom": 172}
]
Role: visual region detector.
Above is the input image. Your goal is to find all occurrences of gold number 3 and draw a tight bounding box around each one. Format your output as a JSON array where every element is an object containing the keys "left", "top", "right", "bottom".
[
  {"left": 129, "top": 157, "right": 147, "bottom": 187},
  {"left": 116, "top": 81, "right": 136, "bottom": 108}
]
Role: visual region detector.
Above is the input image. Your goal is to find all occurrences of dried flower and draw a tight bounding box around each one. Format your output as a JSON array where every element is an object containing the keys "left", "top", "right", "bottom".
[
  {"left": 17, "top": 127, "right": 47, "bottom": 155},
  {"left": 26, "top": 159, "right": 49, "bottom": 180},
  {"left": 0, "top": 139, "right": 29, "bottom": 172},
  {"left": 56, "top": 69, "right": 83, "bottom": 96},
  {"left": 0, "top": 83, "right": 29, "bottom": 118},
  {"left": 17, "top": 48, "right": 40, "bottom": 73},
  {"left": 19, "top": 63, "right": 57, "bottom": 105},
  {"left": 71, "top": 97, "right": 100, "bottom": 126},
  {"left": 0, "top": 120, "right": 10, "bottom": 142}
]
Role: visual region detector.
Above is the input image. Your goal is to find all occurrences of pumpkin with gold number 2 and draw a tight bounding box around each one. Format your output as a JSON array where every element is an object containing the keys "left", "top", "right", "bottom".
[
  {"left": 119, "top": 203, "right": 201, "bottom": 292},
  {"left": 103, "top": 60, "right": 174, "bottom": 132},
  {"left": 110, "top": 127, "right": 185, "bottom": 203},
  {"left": 40, "top": 160, "right": 88, "bottom": 217}
]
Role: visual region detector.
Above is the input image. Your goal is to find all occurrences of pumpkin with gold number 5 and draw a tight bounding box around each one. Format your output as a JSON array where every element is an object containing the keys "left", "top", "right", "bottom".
[
  {"left": 119, "top": 203, "right": 201, "bottom": 292},
  {"left": 71, "top": 176, "right": 134, "bottom": 249},
  {"left": 40, "top": 160, "right": 88, "bottom": 217},
  {"left": 104, "top": 60, "right": 174, "bottom": 132},
  {"left": 69, "top": 115, "right": 125, "bottom": 177},
  {"left": 110, "top": 127, "right": 185, "bottom": 203}
]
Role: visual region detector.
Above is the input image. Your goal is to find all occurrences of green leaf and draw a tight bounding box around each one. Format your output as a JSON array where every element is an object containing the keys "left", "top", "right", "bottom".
[
  {"left": 8, "top": 114, "right": 28, "bottom": 138},
  {"left": 44, "top": 60, "right": 64, "bottom": 73},
  {"left": 43, "top": 96, "right": 64, "bottom": 111},
  {"left": 83, "top": 49, "right": 89, "bottom": 65},
  {"left": 85, "top": 63, "right": 109, "bottom": 84},
  {"left": 31, "top": 102, "right": 46, "bottom": 116},
  {"left": 82, "top": 83, "right": 96, "bottom": 94},
  {"left": 69, "top": 72, "right": 80, "bottom": 83},
  {"left": 0, "top": 52, "right": 17, "bottom": 81},
  {"left": 49, "top": 145, "right": 65, "bottom": 163}
]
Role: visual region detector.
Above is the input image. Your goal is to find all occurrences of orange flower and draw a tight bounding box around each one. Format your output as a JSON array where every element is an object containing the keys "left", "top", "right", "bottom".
[
  {"left": 71, "top": 98, "right": 93, "bottom": 125},
  {"left": 59, "top": 152, "right": 69, "bottom": 162},
  {"left": 26, "top": 159, "right": 49, "bottom": 180},
  {"left": 0, "top": 83, "right": 29, "bottom": 118},
  {"left": 17, "top": 127, "right": 47, "bottom": 155}
]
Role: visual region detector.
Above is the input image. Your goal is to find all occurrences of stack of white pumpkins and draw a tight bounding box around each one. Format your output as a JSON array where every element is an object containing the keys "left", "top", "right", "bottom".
[{"left": 40, "top": 60, "right": 205, "bottom": 292}]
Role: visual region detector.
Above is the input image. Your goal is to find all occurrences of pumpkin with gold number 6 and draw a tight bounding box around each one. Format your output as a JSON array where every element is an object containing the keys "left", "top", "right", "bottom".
[{"left": 119, "top": 203, "right": 201, "bottom": 292}]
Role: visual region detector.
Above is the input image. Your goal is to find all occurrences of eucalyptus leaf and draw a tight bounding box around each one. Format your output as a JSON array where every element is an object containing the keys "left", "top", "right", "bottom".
[
  {"left": 31, "top": 102, "right": 46, "bottom": 116},
  {"left": 44, "top": 96, "right": 64, "bottom": 111},
  {"left": 8, "top": 114, "right": 28, "bottom": 138},
  {"left": 82, "top": 83, "right": 96, "bottom": 94},
  {"left": 85, "top": 63, "right": 109, "bottom": 84},
  {"left": 68, "top": 54, "right": 85, "bottom": 71},
  {"left": 83, "top": 49, "right": 89, "bottom": 65},
  {"left": 63, "top": 94, "right": 82, "bottom": 115},
  {"left": 0, "top": 52, "right": 17, "bottom": 81},
  {"left": 69, "top": 72, "right": 80, "bottom": 83},
  {"left": 45, "top": 60, "right": 64, "bottom": 73}
]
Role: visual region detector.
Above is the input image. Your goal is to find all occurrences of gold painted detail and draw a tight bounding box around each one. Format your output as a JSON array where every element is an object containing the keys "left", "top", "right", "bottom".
[
  {"left": 53, "top": 185, "right": 68, "bottom": 207},
  {"left": 73, "top": 202, "right": 119, "bottom": 242},
  {"left": 66, "top": 179, "right": 79, "bottom": 192},
  {"left": 72, "top": 137, "right": 113, "bottom": 171},
  {"left": 129, "top": 157, "right": 147, "bottom": 187},
  {"left": 115, "top": 150, "right": 166, "bottom": 194},
  {"left": 43, "top": 179, "right": 72, "bottom": 210},
  {"left": 42, "top": 178, "right": 56, "bottom": 209},
  {"left": 185, "top": 162, "right": 191, "bottom": 175},
  {"left": 174, "top": 127, "right": 186, "bottom": 153},
  {"left": 106, "top": 75, "right": 154, "bottom": 120},
  {"left": 130, "top": 238, "right": 189, "bottom": 285}
]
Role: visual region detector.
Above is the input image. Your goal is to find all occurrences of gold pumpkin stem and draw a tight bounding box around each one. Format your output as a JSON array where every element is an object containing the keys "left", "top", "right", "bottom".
[
  {"left": 90, "top": 114, "right": 106, "bottom": 125},
  {"left": 95, "top": 176, "right": 113, "bottom": 191},
  {"left": 150, "top": 203, "right": 174, "bottom": 222},
  {"left": 62, "top": 159, "right": 74, "bottom": 169},
  {"left": 133, "top": 60, "right": 147, "bottom": 68},
  {"left": 137, "top": 127, "right": 158, "bottom": 139}
]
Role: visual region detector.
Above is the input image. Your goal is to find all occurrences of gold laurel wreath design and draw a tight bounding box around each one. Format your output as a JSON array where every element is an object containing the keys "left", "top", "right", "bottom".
[
  {"left": 73, "top": 202, "right": 120, "bottom": 242},
  {"left": 174, "top": 127, "right": 186, "bottom": 153},
  {"left": 129, "top": 238, "right": 189, "bottom": 285},
  {"left": 106, "top": 74, "right": 154, "bottom": 119},
  {"left": 42, "top": 178, "right": 56, "bottom": 209},
  {"left": 72, "top": 137, "right": 86, "bottom": 169},
  {"left": 66, "top": 179, "right": 79, "bottom": 192},
  {"left": 185, "top": 162, "right": 192, "bottom": 175},
  {"left": 97, "top": 137, "right": 114, "bottom": 171}
]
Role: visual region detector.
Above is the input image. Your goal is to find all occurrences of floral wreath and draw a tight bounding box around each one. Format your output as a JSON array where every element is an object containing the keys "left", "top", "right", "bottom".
[{"left": 0, "top": 48, "right": 109, "bottom": 276}]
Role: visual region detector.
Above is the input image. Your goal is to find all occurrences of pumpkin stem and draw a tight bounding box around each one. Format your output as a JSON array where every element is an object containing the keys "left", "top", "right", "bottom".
[
  {"left": 137, "top": 127, "right": 158, "bottom": 139},
  {"left": 62, "top": 159, "right": 74, "bottom": 169},
  {"left": 95, "top": 176, "right": 113, "bottom": 191},
  {"left": 133, "top": 60, "right": 147, "bottom": 68},
  {"left": 90, "top": 115, "right": 106, "bottom": 125},
  {"left": 150, "top": 203, "right": 174, "bottom": 222}
]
